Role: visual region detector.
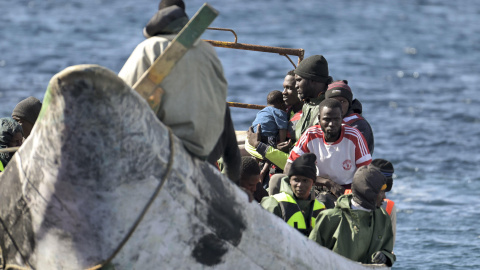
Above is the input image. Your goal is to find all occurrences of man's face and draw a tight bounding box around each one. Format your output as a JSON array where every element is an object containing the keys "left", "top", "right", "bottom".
[
  {"left": 240, "top": 174, "right": 260, "bottom": 194},
  {"left": 319, "top": 106, "right": 343, "bottom": 142},
  {"left": 295, "top": 74, "right": 315, "bottom": 101},
  {"left": 376, "top": 190, "right": 386, "bottom": 208},
  {"left": 295, "top": 75, "right": 327, "bottom": 101},
  {"left": 8, "top": 132, "right": 23, "bottom": 147},
  {"left": 289, "top": 175, "right": 314, "bottom": 200},
  {"left": 12, "top": 116, "right": 34, "bottom": 139},
  {"left": 282, "top": 75, "right": 300, "bottom": 106},
  {"left": 331, "top": 96, "right": 349, "bottom": 117}
]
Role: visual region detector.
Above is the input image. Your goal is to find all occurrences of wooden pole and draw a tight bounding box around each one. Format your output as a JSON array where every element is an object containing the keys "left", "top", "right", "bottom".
[
  {"left": 0, "top": 146, "right": 20, "bottom": 153},
  {"left": 228, "top": 102, "right": 266, "bottom": 110}
]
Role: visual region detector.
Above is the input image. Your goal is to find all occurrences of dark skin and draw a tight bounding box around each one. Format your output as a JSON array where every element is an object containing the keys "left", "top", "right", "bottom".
[
  {"left": 330, "top": 96, "right": 350, "bottom": 118},
  {"left": 8, "top": 132, "right": 23, "bottom": 147},
  {"left": 376, "top": 189, "right": 386, "bottom": 208},
  {"left": 295, "top": 74, "right": 327, "bottom": 101},
  {"left": 282, "top": 74, "right": 302, "bottom": 113},
  {"left": 240, "top": 174, "right": 260, "bottom": 194},
  {"left": 318, "top": 106, "right": 343, "bottom": 142},
  {"left": 289, "top": 175, "right": 314, "bottom": 200},
  {"left": 284, "top": 105, "right": 345, "bottom": 197},
  {"left": 12, "top": 116, "right": 33, "bottom": 139},
  {"left": 280, "top": 74, "right": 301, "bottom": 151}
]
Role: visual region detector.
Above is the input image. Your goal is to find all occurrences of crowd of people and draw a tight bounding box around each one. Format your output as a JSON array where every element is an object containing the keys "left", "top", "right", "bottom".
[
  {"left": 1, "top": 0, "right": 397, "bottom": 267},
  {"left": 237, "top": 56, "right": 397, "bottom": 265}
]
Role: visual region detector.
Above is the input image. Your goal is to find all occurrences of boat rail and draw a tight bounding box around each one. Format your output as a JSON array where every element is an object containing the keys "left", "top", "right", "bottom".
[{"left": 204, "top": 28, "right": 303, "bottom": 110}]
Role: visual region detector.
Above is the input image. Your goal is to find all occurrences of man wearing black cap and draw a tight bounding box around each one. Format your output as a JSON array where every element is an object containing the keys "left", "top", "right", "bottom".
[
  {"left": 260, "top": 153, "right": 325, "bottom": 236},
  {"left": 309, "top": 165, "right": 396, "bottom": 266},
  {"left": 325, "top": 80, "right": 375, "bottom": 154},
  {"left": 119, "top": 0, "right": 241, "bottom": 183},
  {"left": 244, "top": 58, "right": 332, "bottom": 173},
  {"left": 11, "top": 96, "right": 42, "bottom": 139},
  {"left": 294, "top": 55, "right": 333, "bottom": 141}
]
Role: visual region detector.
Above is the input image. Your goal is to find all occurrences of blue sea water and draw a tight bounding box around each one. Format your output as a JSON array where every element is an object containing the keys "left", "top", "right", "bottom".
[{"left": 1, "top": 0, "right": 479, "bottom": 269}]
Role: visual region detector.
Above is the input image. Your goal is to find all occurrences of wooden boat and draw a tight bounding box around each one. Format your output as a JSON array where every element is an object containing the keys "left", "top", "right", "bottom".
[{"left": 0, "top": 65, "right": 389, "bottom": 269}]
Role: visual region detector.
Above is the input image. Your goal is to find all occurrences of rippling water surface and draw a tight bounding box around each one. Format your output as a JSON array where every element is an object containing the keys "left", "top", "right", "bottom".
[{"left": 1, "top": 0, "right": 479, "bottom": 269}]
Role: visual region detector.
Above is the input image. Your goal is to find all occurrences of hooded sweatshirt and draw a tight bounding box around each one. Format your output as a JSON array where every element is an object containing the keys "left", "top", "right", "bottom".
[
  {"left": 309, "top": 194, "right": 396, "bottom": 266},
  {"left": 118, "top": 6, "right": 227, "bottom": 159}
]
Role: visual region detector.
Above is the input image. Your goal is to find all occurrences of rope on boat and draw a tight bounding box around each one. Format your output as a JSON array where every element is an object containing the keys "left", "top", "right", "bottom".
[{"left": 87, "top": 127, "right": 176, "bottom": 270}]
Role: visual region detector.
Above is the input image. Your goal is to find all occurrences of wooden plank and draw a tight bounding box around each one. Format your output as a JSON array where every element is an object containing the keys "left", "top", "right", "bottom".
[
  {"left": 228, "top": 101, "right": 266, "bottom": 110},
  {"left": 0, "top": 146, "right": 20, "bottom": 153},
  {"left": 133, "top": 3, "right": 219, "bottom": 113}
]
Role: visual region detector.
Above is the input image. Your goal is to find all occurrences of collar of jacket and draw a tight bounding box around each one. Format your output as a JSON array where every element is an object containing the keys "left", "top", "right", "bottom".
[
  {"left": 304, "top": 96, "right": 324, "bottom": 106},
  {"left": 143, "top": 5, "right": 189, "bottom": 38},
  {"left": 336, "top": 194, "right": 354, "bottom": 210}
]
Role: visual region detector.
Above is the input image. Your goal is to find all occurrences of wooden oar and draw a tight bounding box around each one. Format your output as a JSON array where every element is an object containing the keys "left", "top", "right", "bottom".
[
  {"left": 0, "top": 146, "right": 20, "bottom": 153},
  {"left": 228, "top": 102, "right": 266, "bottom": 110},
  {"left": 132, "top": 3, "right": 219, "bottom": 113}
]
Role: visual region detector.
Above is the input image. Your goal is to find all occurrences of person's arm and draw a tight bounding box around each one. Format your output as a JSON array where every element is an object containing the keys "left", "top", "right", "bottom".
[
  {"left": 315, "top": 177, "right": 345, "bottom": 198},
  {"left": 308, "top": 211, "right": 340, "bottom": 250},
  {"left": 246, "top": 125, "right": 289, "bottom": 170},
  {"left": 221, "top": 107, "right": 242, "bottom": 183},
  {"left": 350, "top": 119, "right": 374, "bottom": 155},
  {"left": 273, "top": 109, "right": 288, "bottom": 144},
  {"left": 277, "top": 129, "right": 287, "bottom": 143},
  {"left": 207, "top": 106, "right": 241, "bottom": 184},
  {"left": 352, "top": 126, "right": 372, "bottom": 167},
  {"left": 283, "top": 162, "right": 292, "bottom": 175},
  {"left": 371, "top": 210, "right": 396, "bottom": 266},
  {"left": 260, "top": 161, "right": 271, "bottom": 181}
]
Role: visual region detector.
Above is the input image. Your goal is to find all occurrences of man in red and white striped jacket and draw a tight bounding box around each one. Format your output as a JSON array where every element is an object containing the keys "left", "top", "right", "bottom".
[{"left": 284, "top": 98, "right": 372, "bottom": 196}]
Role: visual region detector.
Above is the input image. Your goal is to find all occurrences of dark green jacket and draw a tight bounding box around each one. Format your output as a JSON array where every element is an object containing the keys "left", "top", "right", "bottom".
[
  {"left": 295, "top": 96, "right": 324, "bottom": 141},
  {"left": 309, "top": 194, "right": 396, "bottom": 266}
]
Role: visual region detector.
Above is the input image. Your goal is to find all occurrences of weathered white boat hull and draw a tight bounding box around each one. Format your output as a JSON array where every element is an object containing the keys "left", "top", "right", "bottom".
[{"left": 0, "top": 65, "right": 389, "bottom": 270}]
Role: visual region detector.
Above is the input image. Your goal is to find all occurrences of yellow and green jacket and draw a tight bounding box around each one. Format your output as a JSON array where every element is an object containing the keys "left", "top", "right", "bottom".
[{"left": 260, "top": 176, "right": 325, "bottom": 236}]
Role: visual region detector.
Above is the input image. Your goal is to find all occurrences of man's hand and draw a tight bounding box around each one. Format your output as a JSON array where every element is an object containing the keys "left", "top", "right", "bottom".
[
  {"left": 371, "top": 251, "right": 387, "bottom": 264},
  {"left": 315, "top": 177, "right": 345, "bottom": 198},
  {"left": 247, "top": 124, "right": 262, "bottom": 148},
  {"left": 277, "top": 139, "right": 291, "bottom": 153}
]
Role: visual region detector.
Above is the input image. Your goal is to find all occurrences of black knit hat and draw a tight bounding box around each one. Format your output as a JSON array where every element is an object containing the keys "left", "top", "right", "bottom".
[
  {"left": 325, "top": 80, "right": 353, "bottom": 108},
  {"left": 159, "top": 0, "right": 185, "bottom": 11},
  {"left": 351, "top": 165, "right": 387, "bottom": 210},
  {"left": 371, "top": 159, "right": 394, "bottom": 192},
  {"left": 11, "top": 96, "right": 42, "bottom": 124},
  {"left": 294, "top": 55, "right": 331, "bottom": 83},
  {"left": 288, "top": 153, "right": 317, "bottom": 181}
]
